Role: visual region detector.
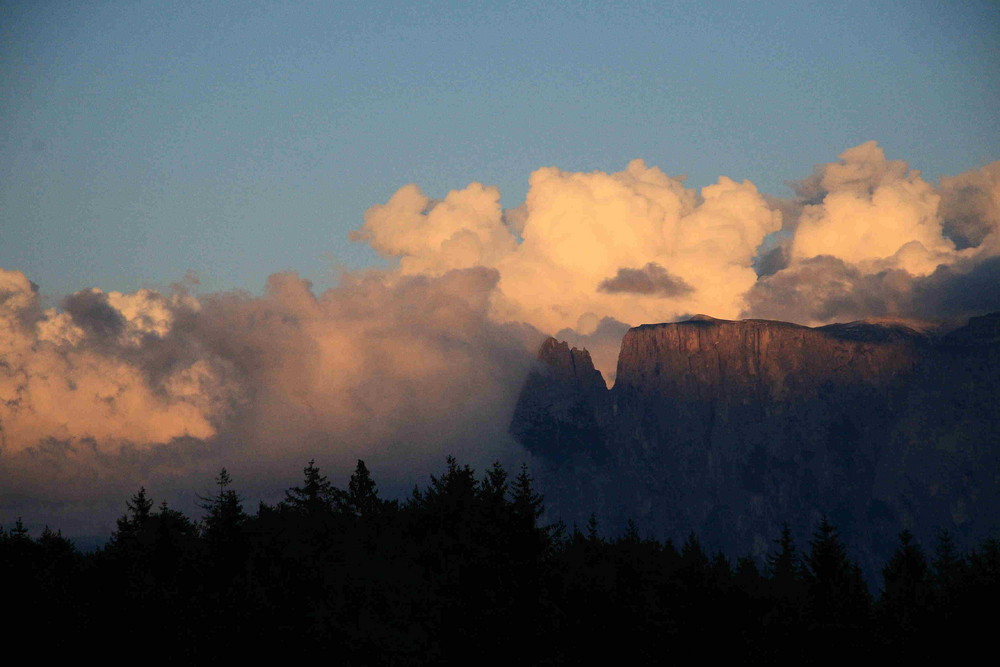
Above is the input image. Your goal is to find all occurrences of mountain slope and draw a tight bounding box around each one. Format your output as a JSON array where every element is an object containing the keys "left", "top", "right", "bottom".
[{"left": 511, "top": 313, "right": 1000, "bottom": 575}]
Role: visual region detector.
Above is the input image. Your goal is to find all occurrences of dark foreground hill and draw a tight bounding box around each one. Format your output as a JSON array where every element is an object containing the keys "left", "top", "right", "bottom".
[{"left": 510, "top": 312, "right": 1000, "bottom": 576}]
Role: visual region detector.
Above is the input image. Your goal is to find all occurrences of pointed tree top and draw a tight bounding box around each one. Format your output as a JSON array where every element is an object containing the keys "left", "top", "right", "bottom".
[
  {"left": 215, "top": 468, "right": 233, "bottom": 491},
  {"left": 126, "top": 487, "right": 154, "bottom": 522},
  {"left": 284, "top": 459, "right": 336, "bottom": 515}
]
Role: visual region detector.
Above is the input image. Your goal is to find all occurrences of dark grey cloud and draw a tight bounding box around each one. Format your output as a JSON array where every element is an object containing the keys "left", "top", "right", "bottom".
[
  {"left": 938, "top": 163, "right": 1000, "bottom": 250},
  {"left": 754, "top": 245, "right": 790, "bottom": 278},
  {"left": 597, "top": 263, "right": 694, "bottom": 298},
  {"left": 743, "top": 255, "right": 1000, "bottom": 326},
  {"left": 63, "top": 289, "right": 125, "bottom": 339},
  {"left": 753, "top": 231, "right": 793, "bottom": 278},
  {"left": 743, "top": 256, "right": 913, "bottom": 324},
  {"left": 914, "top": 255, "right": 1000, "bottom": 319}
]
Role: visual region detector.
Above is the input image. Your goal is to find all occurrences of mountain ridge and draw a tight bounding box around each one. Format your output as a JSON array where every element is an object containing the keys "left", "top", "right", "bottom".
[{"left": 511, "top": 312, "right": 1000, "bottom": 577}]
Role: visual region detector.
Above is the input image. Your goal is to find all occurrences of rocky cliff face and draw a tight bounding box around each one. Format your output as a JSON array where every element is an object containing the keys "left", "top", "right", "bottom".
[
  {"left": 511, "top": 313, "right": 1000, "bottom": 576},
  {"left": 616, "top": 315, "right": 922, "bottom": 399},
  {"left": 509, "top": 338, "right": 609, "bottom": 462}
]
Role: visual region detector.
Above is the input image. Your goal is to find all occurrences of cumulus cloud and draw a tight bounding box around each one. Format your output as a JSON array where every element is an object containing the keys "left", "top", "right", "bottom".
[
  {"left": 186, "top": 267, "right": 539, "bottom": 469},
  {"left": 0, "top": 269, "right": 233, "bottom": 453},
  {"left": 938, "top": 161, "right": 1000, "bottom": 250},
  {"left": 350, "top": 183, "right": 516, "bottom": 275},
  {"left": 744, "top": 254, "right": 1000, "bottom": 327},
  {"left": 354, "top": 159, "right": 781, "bottom": 343},
  {"left": 788, "top": 141, "right": 956, "bottom": 276},
  {"left": 0, "top": 265, "right": 541, "bottom": 533},
  {"left": 4, "top": 141, "right": 1000, "bottom": 534},
  {"left": 744, "top": 144, "right": 1000, "bottom": 325},
  {"left": 744, "top": 256, "right": 921, "bottom": 325}
]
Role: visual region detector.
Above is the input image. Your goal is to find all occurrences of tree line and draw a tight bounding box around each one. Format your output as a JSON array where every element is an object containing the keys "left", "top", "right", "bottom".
[{"left": 3, "top": 457, "right": 997, "bottom": 662}]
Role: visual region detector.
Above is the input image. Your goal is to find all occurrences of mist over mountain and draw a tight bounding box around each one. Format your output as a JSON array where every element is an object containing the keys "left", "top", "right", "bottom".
[{"left": 511, "top": 312, "right": 1000, "bottom": 576}]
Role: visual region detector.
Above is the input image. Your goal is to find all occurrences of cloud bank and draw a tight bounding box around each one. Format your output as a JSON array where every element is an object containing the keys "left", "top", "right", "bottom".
[
  {"left": 357, "top": 159, "right": 782, "bottom": 336},
  {"left": 746, "top": 143, "right": 1000, "bottom": 324},
  {"left": 2, "top": 142, "right": 999, "bottom": 533},
  {"left": 0, "top": 266, "right": 540, "bottom": 531}
]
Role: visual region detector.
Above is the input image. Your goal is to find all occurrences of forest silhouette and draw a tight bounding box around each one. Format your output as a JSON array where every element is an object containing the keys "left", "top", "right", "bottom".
[{"left": 3, "top": 457, "right": 997, "bottom": 662}]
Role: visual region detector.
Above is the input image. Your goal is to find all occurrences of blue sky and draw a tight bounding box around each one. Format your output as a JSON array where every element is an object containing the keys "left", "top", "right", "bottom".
[{"left": 3, "top": 0, "right": 998, "bottom": 301}]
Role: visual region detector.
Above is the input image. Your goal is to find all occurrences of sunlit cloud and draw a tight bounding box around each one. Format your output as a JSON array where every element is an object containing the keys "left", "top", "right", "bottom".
[{"left": 2, "top": 142, "right": 999, "bottom": 532}]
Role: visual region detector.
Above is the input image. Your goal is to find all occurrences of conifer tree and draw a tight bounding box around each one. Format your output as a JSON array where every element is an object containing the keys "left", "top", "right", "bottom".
[
  {"left": 585, "top": 514, "right": 601, "bottom": 543},
  {"left": 931, "top": 529, "right": 964, "bottom": 591},
  {"left": 622, "top": 519, "right": 641, "bottom": 545},
  {"left": 339, "top": 459, "right": 381, "bottom": 518},
  {"left": 152, "top": 500, "right": 199, "bottom": 548},
  {"left": 680, "top": 532, "right": 709, "bottom": 570},
  {"left": 880, "top": 529, "right": 929, "bottom": 635},
  {"left": 283, "top": 459, "right": 336, "bottom": 516},
  {"left": 767, "top": 523, "right": 805, "bottom": 605},
  {"left": 804, "top": 517, "right": 871, "bottom": 629},
  {"left": 423, "top": 456, "right": 478, "bottom": 524},
  {"left": 110, "top": 487, "right": 154, "bottom": 549},
  {"left": 767, "top": 524, "right": 801, "bottom": 581},
  {"left": 199, "top": 468, "right": 247, "bottom": 555},
  {"left": 511, "top": 464, "right": 543, "bottom": 528},
  {"left": 10, "top": 517, "right": 30, "bottom": 542},
  {"left": 480, "top": 461, "right": 509, "bottom": 506}
]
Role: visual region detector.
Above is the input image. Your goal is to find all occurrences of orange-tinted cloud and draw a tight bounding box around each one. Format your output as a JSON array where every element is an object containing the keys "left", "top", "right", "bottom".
[{"left": 3, "top": 143, "right": 1000, "bottom": 533}]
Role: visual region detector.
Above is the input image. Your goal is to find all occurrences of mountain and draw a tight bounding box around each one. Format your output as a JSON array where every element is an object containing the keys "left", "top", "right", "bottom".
[
  {"left": 509, "top": 338, "right": 609, "bottom": 462},
  {"left": 511, "top": 313, "right": 1000, "bottom": 576}
]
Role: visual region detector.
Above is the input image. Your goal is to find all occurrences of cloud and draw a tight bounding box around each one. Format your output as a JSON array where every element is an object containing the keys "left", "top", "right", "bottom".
[
  {"left": 788, "top": 141, "right": 956, "bottom": 276},
  {"left": 62, "top": 289, "right": 126, "bottom": 340},
  {"left": 4, "top": 142, "right": 1000, "bottom": 534},
  {"left": 350, "top": 183, "right": 516, "bottom": 275},
  {"left": 0, "top": 266, "right": 541, "bottom": 534},
  {"left": 743, "top": 254, "right": 1000, "bottom": 327},
  {"left": 793, "top": 141, "right": 913, "bottom": 202},
  {"left": 0, "top": 269, "right": 232, "bottom": 454},
  {"left": 938, "top": 161, "right": 1000, "bottom": 250},
  {"left": 753, "top": 235, "right": 792, "bottom": 277},
  {"left": 744, "top": 144, "right": 1000, "bottom": 325},
  {"left": 743, "top": 255, "right": 920, "bottom": 325},
  {"left": 185, "top": 267, "right": 539, "bottom": 469},
  {"left": 597, "top": 263, "right": 694, "bottom": 297},
  {"left": 353, "top": 159, "right": 781, "bottom": 345}
]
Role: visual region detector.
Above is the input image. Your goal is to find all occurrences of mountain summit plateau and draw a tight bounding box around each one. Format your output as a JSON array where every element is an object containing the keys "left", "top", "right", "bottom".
[{"left": 511, "top": 313, "right": 1000, "bottom": 574}]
